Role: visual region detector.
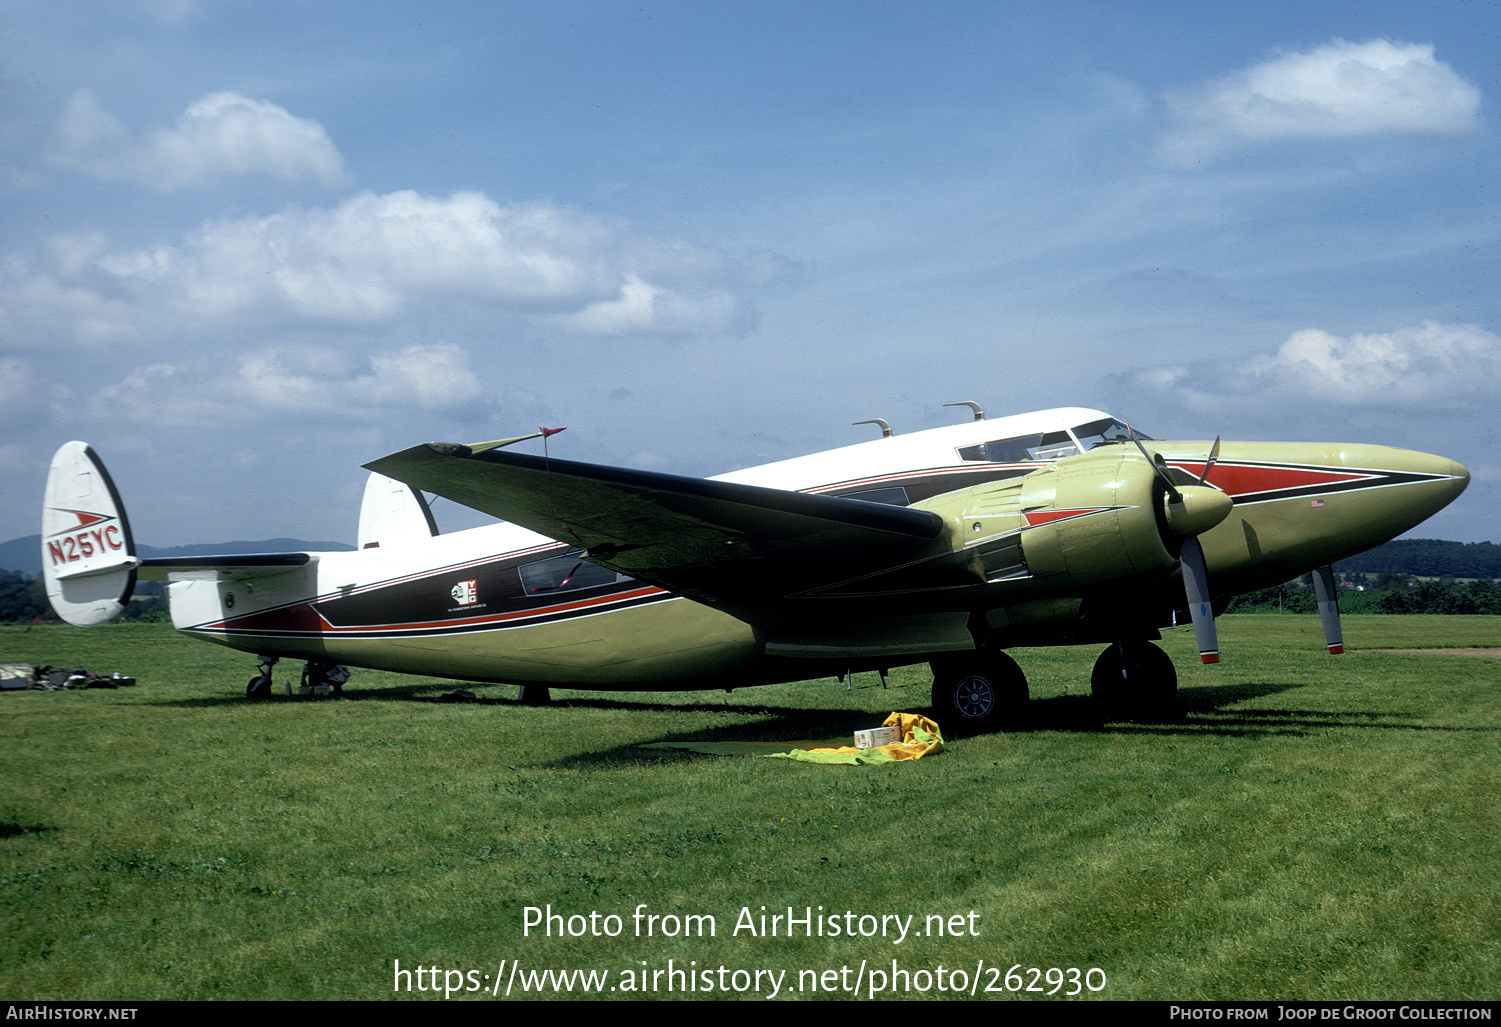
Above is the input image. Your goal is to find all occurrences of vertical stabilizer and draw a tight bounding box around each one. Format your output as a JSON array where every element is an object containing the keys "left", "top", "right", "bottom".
[
  {"left": 357, "top": 471, "right": 439, "bottom": 549},
  {"left": 41, "top": 442, "right": 139, "bottom": 626}
]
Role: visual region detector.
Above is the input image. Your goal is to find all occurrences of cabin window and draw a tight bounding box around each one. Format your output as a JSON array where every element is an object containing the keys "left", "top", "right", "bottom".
[
  {"left": 842, "top": 486, "right": 911, "bottom": 507},
  {"left": 518, "top": 552, "right": 628, "bottom": 594},
  {"left": 957, "top": 435, "right": 1041, "bottom": 463},
  {"left": 958, "top": 432, "right": 1079, "bottom": 463}
]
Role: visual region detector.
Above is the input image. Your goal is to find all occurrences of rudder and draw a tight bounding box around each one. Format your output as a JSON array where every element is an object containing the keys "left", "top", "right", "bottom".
[{"left": 41, "top": 442, "right": 138, "bottom": 626}]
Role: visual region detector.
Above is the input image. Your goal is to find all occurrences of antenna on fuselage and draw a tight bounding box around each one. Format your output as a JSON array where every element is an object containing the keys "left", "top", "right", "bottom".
[
  {"left": 853, "top": 418, "right": 894, "bottom": 438},
  {"left": 944, "top": 401, "right": 985, "bottom": 421}
]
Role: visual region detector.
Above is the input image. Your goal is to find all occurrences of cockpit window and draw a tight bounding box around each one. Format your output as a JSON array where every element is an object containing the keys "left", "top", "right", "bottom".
[
  {"left": 1072, "top": 418, "right": 1150, "bottom": 451},
  {"left": 1031, "top": 430, "right": 1082, "bottom": 460}
]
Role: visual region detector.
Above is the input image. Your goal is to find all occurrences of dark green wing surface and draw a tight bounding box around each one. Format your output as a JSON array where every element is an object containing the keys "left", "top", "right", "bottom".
[{"left": 364, "top": 443, "right": 946, "bottom": 609}]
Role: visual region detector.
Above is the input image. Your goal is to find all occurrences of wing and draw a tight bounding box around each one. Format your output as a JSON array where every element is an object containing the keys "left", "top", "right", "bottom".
[{"left": 363, "top": 442, "right": 948, "bottom": 613}]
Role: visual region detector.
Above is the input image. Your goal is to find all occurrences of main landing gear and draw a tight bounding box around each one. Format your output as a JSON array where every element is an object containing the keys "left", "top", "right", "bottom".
[
  {"left": 930, "top": 639, "right": 1182, "bottom": 730},
  {"left": 1090, "top": 641, "right": 1179, "bottom": 720},
  {"left": 930, "top": 650, "right": 1029, "bottom": 732},
  {"left": 245, "top": 657, "right": 350, "bottom": 699}
]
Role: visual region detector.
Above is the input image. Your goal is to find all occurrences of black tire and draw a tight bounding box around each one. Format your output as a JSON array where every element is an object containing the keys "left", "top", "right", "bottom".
[
  {"left": 1091, "top": 641, "right": 1178, "bottom": 720},
  {"left": 931, "top": 651, "right": 1029, "bottom": 732},
  {"left": 246, "top": 672, "right": 273, "bottom": 699}
]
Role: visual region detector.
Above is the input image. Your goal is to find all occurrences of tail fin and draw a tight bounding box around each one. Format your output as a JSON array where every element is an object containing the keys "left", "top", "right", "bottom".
[
  {"left": 356, "top": 471, "right": 439, "bottom": 549},
  {"left": 41, "top": 442, "right": 139, "bottom": 626}
]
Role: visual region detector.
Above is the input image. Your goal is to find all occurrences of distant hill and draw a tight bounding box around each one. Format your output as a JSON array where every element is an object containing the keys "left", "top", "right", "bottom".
[{"left": 0, "top": 535, "right": 354, "bottom": 575}]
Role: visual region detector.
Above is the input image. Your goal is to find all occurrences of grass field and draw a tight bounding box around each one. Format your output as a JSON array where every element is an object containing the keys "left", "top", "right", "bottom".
[{"left": 2, "top": 615, "right": 1497, "bottom": 1001}]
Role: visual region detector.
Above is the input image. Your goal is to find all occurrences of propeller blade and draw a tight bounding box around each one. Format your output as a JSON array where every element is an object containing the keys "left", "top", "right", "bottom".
[
  {"left": 1126, "top": 421, "right": 1181, "bottom": 500},
  {"left": 1180, "top": 536, "right": 1219, "bottom": 664},
  {"left": 1310, "top": 564, "right": 1345, "bottom": 655},
  {"left": 1197, "top": 436, "right": 1221, "bottom": 486}
]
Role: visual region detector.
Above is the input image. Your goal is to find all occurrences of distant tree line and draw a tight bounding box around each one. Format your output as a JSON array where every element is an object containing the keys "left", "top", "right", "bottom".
[
  {"left": 0, "top": 569, "right": 48, "bottom": 623},
  {"left": 1225, "top": 538, "right": 1501, "bottom": 615},
  {"left": 1226, "top": 577, "right": 1501, "bottom": 615},
  {"left": 1335, "top": 539, "right": 1501, "bottom": 579}
]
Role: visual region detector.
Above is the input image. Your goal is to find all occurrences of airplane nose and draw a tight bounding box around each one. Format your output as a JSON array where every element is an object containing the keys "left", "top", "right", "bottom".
[{"left": 1334, "top": 446, "right": 1469, "bottom": 552}]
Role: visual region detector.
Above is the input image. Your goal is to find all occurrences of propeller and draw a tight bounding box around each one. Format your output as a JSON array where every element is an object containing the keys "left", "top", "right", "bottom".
[{"left": 1127, "top": 424, "right": 1231, "bottom": 664}]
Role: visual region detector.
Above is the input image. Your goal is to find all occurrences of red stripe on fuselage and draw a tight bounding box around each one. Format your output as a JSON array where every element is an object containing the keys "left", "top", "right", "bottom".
[
  {"left": 1169, "top": 461, "right": 1370, "bottom": 498},
  {"left": 199, "top": 585, "right": 669, "bottom": 637}
]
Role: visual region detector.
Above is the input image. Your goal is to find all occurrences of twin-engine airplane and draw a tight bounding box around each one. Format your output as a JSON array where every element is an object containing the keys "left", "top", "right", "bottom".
[{"left": 41, "top": 405, "right": 1468, "bottom": 727}]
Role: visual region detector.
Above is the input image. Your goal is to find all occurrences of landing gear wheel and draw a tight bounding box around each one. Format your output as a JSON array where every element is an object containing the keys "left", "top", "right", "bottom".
[
  {"left": 931, "top": 651, "right": 1029, "bottom": 732},
  {"left": 246, "top": 669, "right": 274, "bottom": 699},
  {"left": 246, "top": 656, "right": 283, "bottom": 699},
  {"left": 1091, "top": 641, "right": 1179, "bottom": 721}
]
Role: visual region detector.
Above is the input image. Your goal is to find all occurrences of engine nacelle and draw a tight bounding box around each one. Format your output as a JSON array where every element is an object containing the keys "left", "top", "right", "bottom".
[{"left": 1014, "top": 449, "right": 1180, "bottom": 588}]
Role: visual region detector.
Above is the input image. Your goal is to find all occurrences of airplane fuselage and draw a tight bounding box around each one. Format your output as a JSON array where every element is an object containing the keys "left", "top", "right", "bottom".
[{"left": 160, "top": 407, "right": 1468, "bottom": 691}]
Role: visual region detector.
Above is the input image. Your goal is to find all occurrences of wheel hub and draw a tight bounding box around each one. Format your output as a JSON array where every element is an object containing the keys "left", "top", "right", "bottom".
[{"left": 954, "top": 675, "right": 996, "bottom": 718}]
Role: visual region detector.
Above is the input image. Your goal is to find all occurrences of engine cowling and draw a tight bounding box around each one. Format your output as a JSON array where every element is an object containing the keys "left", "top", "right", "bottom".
[{"left": 1013, "top": 449, "right": 1181, "bottom": 588}]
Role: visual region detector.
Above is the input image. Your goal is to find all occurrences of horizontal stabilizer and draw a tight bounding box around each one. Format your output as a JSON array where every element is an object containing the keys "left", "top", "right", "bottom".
[
  {"left": 50, "top": 553, "right": 140, "bottom": 581},
  {"left": 138, "top": 553, "right": 315, "bottom": 582}
]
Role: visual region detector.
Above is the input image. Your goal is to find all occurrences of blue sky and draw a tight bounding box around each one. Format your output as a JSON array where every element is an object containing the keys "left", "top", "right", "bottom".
[{"left": 3, "top": 0, "right": 1497, "bottom": 547}]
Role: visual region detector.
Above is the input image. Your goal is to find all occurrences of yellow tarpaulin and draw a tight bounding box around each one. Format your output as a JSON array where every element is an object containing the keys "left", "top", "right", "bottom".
[{"left": 761, "top": 712, "right": 943, "bottom": 765}]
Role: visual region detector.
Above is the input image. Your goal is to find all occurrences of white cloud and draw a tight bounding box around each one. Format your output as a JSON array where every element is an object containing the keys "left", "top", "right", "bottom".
[
  {"left": 80, "top": 189, "right": 766, "bottom": 335},
  {"left": 561, "top": 275, "right": 754, "bottom": 336},
  {"left": 1125, "top": 321, "right": 1501, "bottom": 415},
  {"left": 225, "top": 349, "right": 340, "bottom": 410},
  {"left": 1247, "top": 322, "right": 1500, "bottom": 406},
  {"left": 0, "top": 256, "right": 142, "bottom": 347},
  {"left": 91, "top": 362, "right": 212, "bottom": 426},
  {"left": 1162, "top": 40, "right": 1481, "bottom": 163},
  {"left": 47, "top": 90, "right": 347, "bottom": 190},
  {"left": 45, "top": 232, "right": 110, "bottom": 277},
  {"left": 89, "top": 343, "right": 486, "bottom": 426},
  {"left": 350, "top": 343, "right": 484, "bottom": 409}
]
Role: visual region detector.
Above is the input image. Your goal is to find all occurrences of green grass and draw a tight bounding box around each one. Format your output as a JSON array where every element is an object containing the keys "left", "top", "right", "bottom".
[{"left": 2, "top": 615, "right": 1498, "bottom": 1001}]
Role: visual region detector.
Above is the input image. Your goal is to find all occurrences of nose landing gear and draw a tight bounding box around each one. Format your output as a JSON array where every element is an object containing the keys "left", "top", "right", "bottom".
[{"left": 245, "top": 656, "right": 350, "bottom": 699}]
